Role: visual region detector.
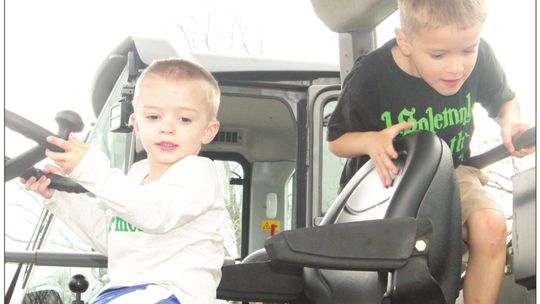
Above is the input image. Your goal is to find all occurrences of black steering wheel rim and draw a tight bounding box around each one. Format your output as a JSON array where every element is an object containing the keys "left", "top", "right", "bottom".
[{"left": 5, "top": 109, "right": 88, "bottom": 193}]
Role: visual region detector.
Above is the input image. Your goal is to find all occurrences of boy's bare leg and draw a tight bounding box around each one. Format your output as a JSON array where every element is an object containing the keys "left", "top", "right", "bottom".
[{"left": 463, "top": 209, "right": 507, "bottom": 304}]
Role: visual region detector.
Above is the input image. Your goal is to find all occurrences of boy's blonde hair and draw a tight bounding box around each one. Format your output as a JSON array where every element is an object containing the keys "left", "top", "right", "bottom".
[
  {"left": 398, "top": 0, "right": 487, "bottom": 35},
  {"left": 135, "top": 58, "right": 221, "bottom": 119}
]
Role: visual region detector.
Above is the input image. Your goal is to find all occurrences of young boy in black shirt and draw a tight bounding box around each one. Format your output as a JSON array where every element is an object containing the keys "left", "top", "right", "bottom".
[{"left": 327, "top": 0, "right": 534, "bottom": 302}]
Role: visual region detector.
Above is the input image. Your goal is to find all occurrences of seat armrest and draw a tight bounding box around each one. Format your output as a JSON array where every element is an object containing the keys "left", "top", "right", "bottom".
[
  {"left": 217, "top": 261, "right": 302, "bottom": 302},
  {"left": 265, "top": 217, "right": 432, "bottom": 271}
]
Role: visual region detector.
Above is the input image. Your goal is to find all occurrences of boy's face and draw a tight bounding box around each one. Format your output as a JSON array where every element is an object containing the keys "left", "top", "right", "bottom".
[
  {"left": 396, "top": 23, "right": 483, "bottom": 96},
  {"left": 131, "top": 77, "right": 219, "bottom": 170}
]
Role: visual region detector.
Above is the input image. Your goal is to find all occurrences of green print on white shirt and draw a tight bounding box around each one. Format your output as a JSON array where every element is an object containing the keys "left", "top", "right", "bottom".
[
  {"left": 380, "top": 93, "right": 474, "bottom": 162},
  {"left": 109, "top": 216, "right": 142, "bottom": 232}
]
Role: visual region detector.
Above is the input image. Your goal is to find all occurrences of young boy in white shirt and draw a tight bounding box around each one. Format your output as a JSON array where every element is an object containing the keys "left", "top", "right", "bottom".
[{"left": 22, "top": 58, "right": 225, "bottom": 304}]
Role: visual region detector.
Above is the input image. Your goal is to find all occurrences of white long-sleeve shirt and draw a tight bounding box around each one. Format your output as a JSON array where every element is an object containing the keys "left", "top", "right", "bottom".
[{"left": 44, "top": 146, "right": 226, "bottom": 304}]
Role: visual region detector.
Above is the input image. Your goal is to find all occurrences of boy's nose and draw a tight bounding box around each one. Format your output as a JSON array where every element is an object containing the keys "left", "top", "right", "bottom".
[
  {"left": 160, "top": 121, "right": 175, "bottom": 134},
  {"left": 445, "top": 57, "right": 464, "bottom": 75}
]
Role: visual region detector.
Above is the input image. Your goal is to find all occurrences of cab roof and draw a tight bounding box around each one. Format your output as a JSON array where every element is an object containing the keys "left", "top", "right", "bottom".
[
  {"left": 310, "top": 0, "right": 397, "bottom": 32},
  {"left": 90, "top": 36, "right": 339, "bottom": 117}
]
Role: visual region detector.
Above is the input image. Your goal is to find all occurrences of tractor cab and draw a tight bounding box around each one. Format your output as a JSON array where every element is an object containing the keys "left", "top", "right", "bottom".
[{"left": 4, "top": 1, "right": 535, "bottom": 303}]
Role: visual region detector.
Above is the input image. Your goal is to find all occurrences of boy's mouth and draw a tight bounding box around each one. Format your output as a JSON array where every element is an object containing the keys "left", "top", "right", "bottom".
[
  {"left": 156, "top": 141, "right": 178, "bottom": 151},
  {"left": 442, "top": 79, "right": 460, "bottom": 87}
]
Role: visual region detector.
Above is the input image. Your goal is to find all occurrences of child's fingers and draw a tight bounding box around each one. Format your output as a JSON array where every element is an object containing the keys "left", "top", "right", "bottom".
[
  {"left": 23, "top": 176, "right": 37, "bottom": 190},
  {"left": 501, "top": 135, "right": 515, "bottom": 154},
  {"left": 373, "top": 161, "right": 388, "bottom": 187},
  {"left": 383, "top": 144, "right": 398, "bottom": 160},
  {"left": 47, "top": 136, "right": 71, "bottom": 152},
  {"left": 37, "top": 176, "right": 51, "bottom": 193},
  {"left": 381, "top": 153, "right": 399, "bottom": 176},
  {"left": 20, "top": 174, "right": 53, "bottom": 198},
  {"left": 35, "top": 175, "right": 49, "bottom": 189},
  {"left": 33, "top": 176, "right": 45, "bottom": 192},
  {"left": 27, "top": 177, "right": 49, "bottom": 199},
  {"left": 507, "top": 126, "right": 534, "bottom": 157},
  {"left": 512, "top": 146, "right": 535, "bottom": 158},
  {"left": 42, "top": 164, "right": 63, "bottom": 175},
  {"left": 373, "top": 155, "right": 393, "bottom": 188},
  {"left": 389, "top": 122, "right": 414, "bottom": 137},
  {"left": 68, "top": 132, "right": 82, "bottom": 143},
  {"left": 41, "top": 165, "right": 53, "bottom": 174},
  {"left": 45, "top": 149, "right": 68, "bottom": 163},
  {"left": 523, "top": 146, "right": 536, "bottom": 154},
  {"left": 500, "top": 126, "right": 525, "bottom": 154},
  {"left": 28, "top": 177, "right": 42, "bottom": 192}
]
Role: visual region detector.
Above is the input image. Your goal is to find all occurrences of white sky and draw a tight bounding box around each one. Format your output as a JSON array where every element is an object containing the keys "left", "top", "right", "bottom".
[
  {"left": 4, "top": 0, "right": 535, "bottom": 149},
  {"left": 2, "top": 0, "right": 537, "bottom": 263},
  {"left": 4, "top": 0, "right": 342, "bottom": 155}
]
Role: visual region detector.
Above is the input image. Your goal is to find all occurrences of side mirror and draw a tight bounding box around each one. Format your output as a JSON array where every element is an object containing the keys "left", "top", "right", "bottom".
[{"left": 109, "top": 97, "right": 133, "bottom": 133}]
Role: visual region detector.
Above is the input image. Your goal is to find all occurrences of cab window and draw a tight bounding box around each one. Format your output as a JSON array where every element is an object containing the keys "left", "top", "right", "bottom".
[
  {"left": 214, "top": 159, "right": 244, "bottom": 259},
  {"left": 321, "top": 100, "right": 346, "bottom": 214},
  {"left": 86, "top": 68, "right": 132, "bottom": 172}
]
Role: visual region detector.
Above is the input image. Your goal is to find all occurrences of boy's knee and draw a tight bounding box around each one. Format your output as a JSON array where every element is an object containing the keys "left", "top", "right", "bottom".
[{"left": 466, "top": 209, "right": 507, "bottom": 250}]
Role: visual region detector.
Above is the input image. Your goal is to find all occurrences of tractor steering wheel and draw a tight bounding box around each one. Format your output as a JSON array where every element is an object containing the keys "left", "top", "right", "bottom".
[{"left": 5, "top": 109, "right": 88, "bottom": 193}]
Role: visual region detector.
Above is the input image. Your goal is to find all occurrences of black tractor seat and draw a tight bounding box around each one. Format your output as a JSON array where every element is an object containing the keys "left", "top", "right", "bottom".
[{"left": 217, "top": 131, "right": 462, "bottom": 304}]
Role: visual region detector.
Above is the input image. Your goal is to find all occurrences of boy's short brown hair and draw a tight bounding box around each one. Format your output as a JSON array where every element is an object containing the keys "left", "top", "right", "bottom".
[
  {"left": 398, "top": 0, "right": 487, "bottom": 35},
  {"left": 135, "top": 58, "right": 221, "bottom": 119}
]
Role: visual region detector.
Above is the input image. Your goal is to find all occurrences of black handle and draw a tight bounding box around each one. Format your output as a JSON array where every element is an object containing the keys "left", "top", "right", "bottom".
[
  {"left": 462, "top": 127, "right": 535, "bottom": 169},
  {"left": 20, "top": 167, "right": 88, "bottom": 193},
  {"left": 5, "top": 110, "right": 82, "bottom": 152},
  {"left": 5, "top": 146, "right": 47, "bottom": 182},
  {"left": 5, "top": 109, "right": 88, "bottom": 193}
]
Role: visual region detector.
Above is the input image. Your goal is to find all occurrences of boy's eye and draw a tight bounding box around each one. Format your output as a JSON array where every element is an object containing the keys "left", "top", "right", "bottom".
[
  {"left": 180, "top": 117, "right": 192, "bottom": 123},
  {"left": 146, "top": 115, "right": 159, "bottom": 120},
  {"left": 430, "top": 53, "right": 444, "bottom": 59}
]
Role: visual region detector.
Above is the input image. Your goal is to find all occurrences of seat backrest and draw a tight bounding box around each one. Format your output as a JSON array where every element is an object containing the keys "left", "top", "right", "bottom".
[{"left": 304, "top": 132, "right": 462, "bottom": 304}]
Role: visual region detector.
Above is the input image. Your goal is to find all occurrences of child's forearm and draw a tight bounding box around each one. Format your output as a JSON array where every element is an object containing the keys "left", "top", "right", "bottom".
[
  {"left": 327, "top": 122, "right": 413, "bottom": 159},
  {"left": 327, "top": 131, "right": 374, "bottom": 158},
  {"left": 496, "top": 98, "right": 521, "bottom": 126}
]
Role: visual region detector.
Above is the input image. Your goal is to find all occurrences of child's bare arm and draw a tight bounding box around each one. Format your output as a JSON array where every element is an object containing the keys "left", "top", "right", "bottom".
[
  {"left": 327, "top": 122, "right": 413, "bottom": 187},
  {"left": 496, "top": 98, "right": 535, "bottom": 157}
]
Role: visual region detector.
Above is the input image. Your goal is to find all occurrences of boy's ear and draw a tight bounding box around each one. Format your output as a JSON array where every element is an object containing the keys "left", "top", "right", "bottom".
[
  {"left": 130, "top": 113, "right": 140, "bottom": 137},
  {"left": 202, "top": 120, "right": 220, "bottom": 144},
  {"left": 394, "top": 28, "right": 412, "bottom": 56}
]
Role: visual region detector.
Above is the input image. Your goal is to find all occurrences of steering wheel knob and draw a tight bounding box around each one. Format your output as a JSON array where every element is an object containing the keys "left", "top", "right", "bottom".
[{"left": 55, "top": 110, "right": 84, "bottom": 139}]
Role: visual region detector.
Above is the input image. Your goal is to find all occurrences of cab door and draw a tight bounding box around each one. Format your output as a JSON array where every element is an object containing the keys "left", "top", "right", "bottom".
[{"left": 306, "top": 84, "right": 343, "bottom": 226}]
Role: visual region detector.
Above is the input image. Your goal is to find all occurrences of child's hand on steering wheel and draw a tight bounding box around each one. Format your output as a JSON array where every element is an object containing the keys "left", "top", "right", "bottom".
[
  {"left": 365, "top": 122, "right": 414, "bottom": 188},
  {"left": 20, "top": 164, "right": 62, "bottom": 199},
  {"left": 501, "top": 122, "right": 536, "bottom": 158},
  {"left": 45, "top": 133, "right": 90, "bottom": 175}
]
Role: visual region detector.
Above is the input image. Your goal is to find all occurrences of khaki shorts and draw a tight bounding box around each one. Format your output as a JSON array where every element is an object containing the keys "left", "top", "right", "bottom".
[{"left": 455, "top": 165, "right": 505, "bottom": 242}]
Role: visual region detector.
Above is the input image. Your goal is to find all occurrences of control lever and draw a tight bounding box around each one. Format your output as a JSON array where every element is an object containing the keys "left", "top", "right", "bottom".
[{"left": 69, "top": 274, "right": 89, "bottom": 304}]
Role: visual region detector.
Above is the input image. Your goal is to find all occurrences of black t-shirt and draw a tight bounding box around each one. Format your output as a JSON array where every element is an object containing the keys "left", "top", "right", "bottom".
[{"left": 327, "top": 38, "right": 515, "bottom": 189}]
